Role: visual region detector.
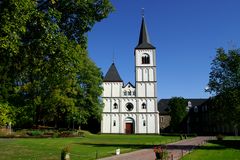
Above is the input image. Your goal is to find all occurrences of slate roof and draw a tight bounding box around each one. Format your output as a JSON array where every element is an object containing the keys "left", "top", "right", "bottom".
[
  {"left": 135, "top": 17, "right": 155, "bottom": 49},
  {"left": 123, "top": 82, "right": 135, "bottom": 88},
  {"left": 158, "top": 98, "right": 208, "bottom": 115},
  {"left": 103, "top": 63, "right": 123, "bottom": 82}
]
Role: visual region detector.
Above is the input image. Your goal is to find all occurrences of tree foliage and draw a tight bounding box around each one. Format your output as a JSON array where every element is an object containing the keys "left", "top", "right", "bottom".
[
  {"left": 0, "top": 0, "right": 113, "bottom": 129},
  {"left": 168, "top": 97, "right": 188, "bottom": 132},
  {"left": 208, "top": 48, "right": 240, "bottom": 94},
  {"left": 0, "top": 102, "right": 15, "bottom": 126},
  {"left": 207, "top": 48, "right": 240, "bottom": 128}
]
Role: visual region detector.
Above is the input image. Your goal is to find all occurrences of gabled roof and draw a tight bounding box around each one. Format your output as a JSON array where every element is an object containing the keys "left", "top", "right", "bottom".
[
  {"left": 103, "top": 63, "right": 123, "bottom": 82},
  {"left": 135, "top": 17, "right": 155, "bottom": 49},
  {"left": 158, "top": 98, "right": 208, "bottom": 115},
  {"left": 123, "top": 82, "right": 135, "bottom": 88}
]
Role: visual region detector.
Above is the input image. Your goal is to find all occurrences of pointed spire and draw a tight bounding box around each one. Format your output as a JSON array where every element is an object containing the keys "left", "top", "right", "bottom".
[
  {"left": 136, "top": 15, "right": 155, "bottom": 49},
  {"left": 103, "top": 63, "right": 123, "bottom": 82}
]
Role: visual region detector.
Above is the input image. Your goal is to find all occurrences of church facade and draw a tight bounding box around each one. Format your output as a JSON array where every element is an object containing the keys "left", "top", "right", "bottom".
[{"left": 101, "top": 16, "right": 160, "bottom": 134}]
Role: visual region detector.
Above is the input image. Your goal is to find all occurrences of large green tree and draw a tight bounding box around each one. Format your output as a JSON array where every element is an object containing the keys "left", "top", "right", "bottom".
[
  {"left": 168, "top": 97, "right": 188, "bottom": 132},
  {"left": 0, "top": 0, "right": 113, "bottom": 128},
  {"left": 207, "top": 48, "right": 240, "bottom": 131}
]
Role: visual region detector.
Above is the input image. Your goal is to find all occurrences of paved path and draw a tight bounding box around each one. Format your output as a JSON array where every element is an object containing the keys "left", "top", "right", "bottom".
[{"left": 98, "top": 136, "right": 213, "bottom": 160}]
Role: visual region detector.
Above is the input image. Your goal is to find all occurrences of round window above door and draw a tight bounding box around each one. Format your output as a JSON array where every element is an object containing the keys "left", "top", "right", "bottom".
[{"left": 126, "top": 103, "right": 134, "bottom": 111}]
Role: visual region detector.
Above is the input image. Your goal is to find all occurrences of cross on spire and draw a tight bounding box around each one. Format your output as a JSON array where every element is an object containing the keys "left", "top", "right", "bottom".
[{"left": 141, "top": 8, "right": 145, "bottom": 17}]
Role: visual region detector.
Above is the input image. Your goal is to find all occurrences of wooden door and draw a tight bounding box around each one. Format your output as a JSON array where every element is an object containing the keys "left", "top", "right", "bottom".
[{"left": 125, "top": 123, "right": 133, "bottom": 134}]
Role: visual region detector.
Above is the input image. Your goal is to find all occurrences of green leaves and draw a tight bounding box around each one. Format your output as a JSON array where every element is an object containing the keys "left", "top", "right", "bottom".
[
  {"left": 0, "top": 0, "right": 113, "bottom": 129},
  {"left": 168, "top": 97, "right": 188, "bottom": 132},
  {"left": 208, "top": 48, "right": 240, "bottom": 94},
  {"left": 0, "top": 102, "right": 15, "bottom": 126}
]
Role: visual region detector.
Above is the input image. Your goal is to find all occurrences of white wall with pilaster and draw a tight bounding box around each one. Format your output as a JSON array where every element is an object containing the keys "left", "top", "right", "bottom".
[
  {"left": 138, "top": 114, "right": 147, "bottom": 133},
  {"left": 111, "top": 114, "right": 119, "bottom": 133},
  {"left": 147, "top": 114, "right": 156, "bottom": 133},
  {"left": 146, "top": 83, "right": 155, "bottom": 97},
  {"left": 102, "top": 114, "right": 110, "bottom": 133}
]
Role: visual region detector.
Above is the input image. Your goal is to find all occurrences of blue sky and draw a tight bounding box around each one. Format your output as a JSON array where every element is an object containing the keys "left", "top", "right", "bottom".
[{"left": 88, "top": 0, "right": 240, "bottom": 99}]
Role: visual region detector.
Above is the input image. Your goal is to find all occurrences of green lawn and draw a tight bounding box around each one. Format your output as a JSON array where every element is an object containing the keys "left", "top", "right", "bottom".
[
  {"left": 181, "top": 136, "right": 240, "bottom": 160},
  {"left": 0, "top": 134, "right": 180, "bottom": 160}
]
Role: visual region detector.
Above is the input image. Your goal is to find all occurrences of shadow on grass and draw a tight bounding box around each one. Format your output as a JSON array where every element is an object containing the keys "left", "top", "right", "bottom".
[
  {"left": 166, "top": 140, "right": 240, "bottom": 151},
  {"left": 67, "top": 140, "right": 239, "bottom": 160},
  {"left": 73, "top": 142, "right": 154, "bottom": 149},
  {"left": 74, "top": 140, "right": 240, "bottom": 152},
  {"left": 207, "top": 140, "right": 240, "bottom": 150},
  {"left": 167, "top": 140, "right": 240, "bottom": 151}
]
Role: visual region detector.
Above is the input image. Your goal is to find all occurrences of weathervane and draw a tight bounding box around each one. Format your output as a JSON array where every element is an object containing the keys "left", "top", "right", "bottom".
[
  {"left": 112, "top": 50, "right": 115, "bottom": 63},
  {"left": 141, "top": 8, "right": 145, "bottom": 17}
]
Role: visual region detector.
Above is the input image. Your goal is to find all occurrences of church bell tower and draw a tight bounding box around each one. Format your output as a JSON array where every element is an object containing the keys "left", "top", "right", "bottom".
[
  {"left": 134, "top": 16, "right": 159, "bottom": 134},
  {"left": 135, "top": 16, "right": 157, "bottom": 99}
]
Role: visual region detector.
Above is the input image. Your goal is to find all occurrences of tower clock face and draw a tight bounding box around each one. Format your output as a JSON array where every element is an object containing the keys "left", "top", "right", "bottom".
[{"left": 126, "top": 103, "right": 134, "bottom": 111}]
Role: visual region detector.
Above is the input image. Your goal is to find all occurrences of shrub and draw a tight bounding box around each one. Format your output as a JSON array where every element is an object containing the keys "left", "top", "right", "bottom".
[
  {"left": 27, "top": 130, "right": 44, "bottom": 136},
  {"left": 216, "top": 134, "right": 224, "bottom": 141},
  {"left": 52, "top": 132, "right": 60, "bottom": 138}
]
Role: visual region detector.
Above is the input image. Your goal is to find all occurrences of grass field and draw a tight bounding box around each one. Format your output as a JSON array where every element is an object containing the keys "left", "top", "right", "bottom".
[
  {"left": 0, "top": 133, "right": 180, "bottom": 160},
  {"left": 181, "top": 136, "right": 240, "bottom": 160}
]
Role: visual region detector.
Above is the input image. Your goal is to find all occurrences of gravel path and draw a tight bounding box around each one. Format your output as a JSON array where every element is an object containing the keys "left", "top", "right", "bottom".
[{"left": 98, "top": 136, "right": 213, "bottom": 160}]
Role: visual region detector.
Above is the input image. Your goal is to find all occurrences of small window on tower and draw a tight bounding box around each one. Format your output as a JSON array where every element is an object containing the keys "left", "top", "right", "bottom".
[
  {"left": 124, "top": 91, "right": 127, "bottom": 96},
  {"left": 113, "top": 120, "right": 116, "bottom": 126},
  {"left": 128, "top": 91, "right": 131, "bottom": 95},
  {"left": 142, "top": 103, "right": 146, "bottom": 109},
  {"left": 142, "top": 53, "right": 150, "bottom": 64},
  {"left": 143, "top": 120, "right": 146, "bottom": 126},
  {"left": 113, "top": 103, "right": 118, "bottom": 109}
]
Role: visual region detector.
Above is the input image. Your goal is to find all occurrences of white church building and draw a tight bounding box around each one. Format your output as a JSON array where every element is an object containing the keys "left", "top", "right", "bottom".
[{"left": 101, "top": 16, "right": 160, "bottom": 134}]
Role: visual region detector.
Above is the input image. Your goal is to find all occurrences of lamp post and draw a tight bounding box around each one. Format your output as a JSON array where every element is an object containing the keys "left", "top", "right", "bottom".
[
  {"left": 9, "top": 122, "right": 12, "bottom": 135},
  {"left": 186, "top": 107, "right": 190, "bottom": 134}
]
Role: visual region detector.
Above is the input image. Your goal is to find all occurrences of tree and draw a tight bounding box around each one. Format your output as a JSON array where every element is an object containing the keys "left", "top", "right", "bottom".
[
  {"left": 207, "top": 48, "right": 240, "bottom": 133},
  {"left": 0, "top": 0, "right": 113, "bottom": 128},
  {"left": 168, "top": 97, "right": 188, "bottom": 132},
  {"left": 208, "top": 48, "right": 240, "bottom": 94},
  {"left": 0, "top": 102, "right": 15, "bottom": 127}
]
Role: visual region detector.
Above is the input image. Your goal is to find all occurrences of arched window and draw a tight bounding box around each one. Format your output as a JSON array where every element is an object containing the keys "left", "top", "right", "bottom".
[
  {"left": 142, "top": 103, "right": 146, "bottom": 109},
  {"left": 128, "top": 90, "right": 131, "bottom": 95},
  {"left": 113, "top": 120, "right": 116, "bottom": 126},
  {"left": 194, "top": 106, "right": 198, "bottom": 112},
  {"left": 142, "top": 53, "right": 150, "bottom": 64},
  {"left": 123, "top": 91, "right": 127, "bottom": 96},
  {"left": 126, "top": 103, "right": 134, "bottom": 111},
  {"left": 143, "top": 120, "right": 146, "bottom": 126},
  {"left": 113, "top": 103, "right": 118, "bottom": 109}
]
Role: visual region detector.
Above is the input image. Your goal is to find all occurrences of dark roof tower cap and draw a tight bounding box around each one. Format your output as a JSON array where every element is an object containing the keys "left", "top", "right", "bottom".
[
  {"left": 103, "top": 63, "right": 123, "bottom": 82},
  {"left": 135, "top": 16, "right": 155, "bottom": 49}
]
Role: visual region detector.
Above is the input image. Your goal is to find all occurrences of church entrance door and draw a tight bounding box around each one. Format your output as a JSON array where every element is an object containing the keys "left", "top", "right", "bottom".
[
  {"left": 125, "top": 123, "right": 133, "bottom": 134},
  {"left": 125, "top": 117, "right": 134, "bottom": 134}
]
